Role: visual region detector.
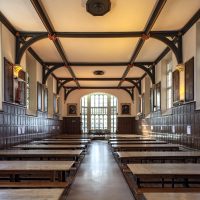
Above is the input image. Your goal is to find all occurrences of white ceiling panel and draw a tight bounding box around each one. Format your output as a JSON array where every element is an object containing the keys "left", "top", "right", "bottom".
[
  {"left": 60, "top": 38, "right": 138, "bottom": 62},
  {"left": 72, "top": 66, "right": 126, "bottom": 78},
  {"left": 64, "top": 81, "right": 77, "bottom": 87},
  {"left": 53, "top": 67, "right": 72, "bottom": 78},
  {"left": 0, "top": 0, "right": 45, "bottom": 31},
  {"left": 121, "top": 81, "right": 134, "bottom": 87},
  {"left": 79, "top": 81, "right": 119, "bottom": 87},
  {"left": 153, "top": 0, "right": 200, "bottom": 31},
  {"left": 126, "top": 67, "right": 144, "bottom": 78},
  {"left": 136, "top": 38, "right": 166, "bottom": 62},
  {"left": 31, "top": 39, "right": 62, "bottom": 62},
  {"left": 41, "top": 0, "right": 157, "bottom": 32}
]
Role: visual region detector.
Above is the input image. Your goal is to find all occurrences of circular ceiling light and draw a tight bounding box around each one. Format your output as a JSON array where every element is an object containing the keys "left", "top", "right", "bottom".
[
  {"left": 93, "top": 70, "right": 105, "bottom": 75},
  {"left": 86, "top": 0, "right": 111, "bottom": 16}
]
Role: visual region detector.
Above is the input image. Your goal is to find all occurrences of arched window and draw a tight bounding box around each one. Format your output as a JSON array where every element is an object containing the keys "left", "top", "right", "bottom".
[{"left": 81, "top": 93, "right": 118, "bottom": 134}]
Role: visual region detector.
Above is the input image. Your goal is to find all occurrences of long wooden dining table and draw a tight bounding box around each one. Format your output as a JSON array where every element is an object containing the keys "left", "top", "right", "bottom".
[
  {"left": 14, "top": 144, "right": 86, "bottom": 150},
  {"left": 112, "top": 144, "right": 180, "bottom": 151},
  {"left": 0, "top": 149, "right": 83, "bottom": 160},
  {"left": 0, "top": 189, "right": 65, "bottom": 200},
  {"left": 143, "top": 193, "right": 200, "bottom": 200},
  {"left": 0, "top": 160, "right": 74, "bottom": 182},
  {"left": 117, "top": 151, "right": 200, "bottom": 163}
]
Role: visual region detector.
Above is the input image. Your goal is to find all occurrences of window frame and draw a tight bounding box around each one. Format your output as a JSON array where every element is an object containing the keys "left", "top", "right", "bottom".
[{"left": 166, "top": 61, "right": 173, "bottom": 109}]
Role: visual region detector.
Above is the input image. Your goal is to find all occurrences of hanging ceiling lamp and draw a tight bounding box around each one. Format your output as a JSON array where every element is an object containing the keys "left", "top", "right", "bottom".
[
  {"left": 86, "top": 0, "right": 111, "bottom": 16},
  {"left": 93, "top": 70, "right": 105, "bottom": 75}
]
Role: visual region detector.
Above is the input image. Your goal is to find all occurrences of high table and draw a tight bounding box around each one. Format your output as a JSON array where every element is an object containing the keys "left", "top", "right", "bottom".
[{"left": 43, "top": 138, "right": 90, "bottom": 142}]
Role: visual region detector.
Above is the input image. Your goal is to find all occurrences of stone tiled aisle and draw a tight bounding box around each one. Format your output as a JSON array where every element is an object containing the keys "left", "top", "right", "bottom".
[{"left": 67, "top": 140, "right": 134, "bottom": 200}]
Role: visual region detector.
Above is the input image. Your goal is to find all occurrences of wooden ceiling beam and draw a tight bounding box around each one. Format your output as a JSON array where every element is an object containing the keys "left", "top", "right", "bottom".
[
  {"left": 58, "top": 78, "right": 141, "bottom": 81},
  {"left": 19, "top": 30, "right": 179, "bottom": 38},
  {"left": 64, "top": 86, "right": 133, "bottom": 89},
  {"left": 118, "top": 0, "right": 167, "bottom": 87},
  {"left": 139, "top": 9, "right": 200, "bottom": 82},
  {"left": 30, "top": 0, "right": 80, "bottom": 88},
  {"left": 44, "top": 62, "right": 153, "bottom": 67}
]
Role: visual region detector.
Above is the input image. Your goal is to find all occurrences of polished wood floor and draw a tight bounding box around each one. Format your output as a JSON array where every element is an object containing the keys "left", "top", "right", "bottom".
[{"left": 67, "top": 140, "right": 134, "bottom": 200}]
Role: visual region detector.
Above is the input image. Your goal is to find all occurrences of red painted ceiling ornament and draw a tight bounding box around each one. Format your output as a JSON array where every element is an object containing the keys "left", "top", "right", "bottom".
[
  {"left": 128, "top": 64, "right": 132, "bottom": 68},
  {"left": 15, "top": 32, "right": 20, "bottom": 37},
  {"left": 141, "top": 33, "right": 150, "bottom": 41},
  {"left": 48, "top": 33, "right": 57, "bottom": 41}
]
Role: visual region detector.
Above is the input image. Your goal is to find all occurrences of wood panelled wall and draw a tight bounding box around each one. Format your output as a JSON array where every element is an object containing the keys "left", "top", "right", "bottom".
[
  {"left": 0, "top": 102, "right": 62, "bottom": 149},
  {"left": 117, "top": 117, "right": 136, "bottom": 134},
  {"left": 136, "top": 102, "right": 200, "bottom": 149},
  {"left": 62, "top": 117, "right": 136, "bottom": 135},
  {"left": 63, "top": 117, "right": 82, "bottom": 135}
]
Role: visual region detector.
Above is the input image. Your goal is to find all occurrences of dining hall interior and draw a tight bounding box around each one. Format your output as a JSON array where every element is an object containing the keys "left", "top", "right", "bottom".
[{"left": 0, "top": 0, "right": 200, "bottom": 199}]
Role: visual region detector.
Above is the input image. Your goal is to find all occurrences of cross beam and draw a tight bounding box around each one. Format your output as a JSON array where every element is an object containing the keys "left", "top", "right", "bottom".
[
  {"left": 64, "top": 86, "right": 135, "bottom": 102},
  {"left": 19, "top": 31, "right": 179, "bottom": 38},
  {"left": 44, "top": 61, "right": 153, "bottom": 67}
]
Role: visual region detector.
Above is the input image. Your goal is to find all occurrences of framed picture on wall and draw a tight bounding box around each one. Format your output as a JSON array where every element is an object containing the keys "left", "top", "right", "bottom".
[
  {"left": 4, "top": 58, "right": 14, "bottom": 103},
  {"left": 173, "top": 70, "right": 180, "bottom": 103},
  {"left": 67, "top": 103, "right": 77, "bottom": 116},
  {"left": 185, "top": 57, "right": 194, "bottom": 102},
  {"left": 121, "top": 103, "right": 131, "bottom": 115},
  {"left": 37, "top": 82, "right": 43, "bottom": 111},
  {"left": 44, "top": 87, "right": 48, "bottom": 112}
]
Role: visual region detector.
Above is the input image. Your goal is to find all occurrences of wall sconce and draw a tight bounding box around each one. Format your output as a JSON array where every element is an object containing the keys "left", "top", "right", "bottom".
[
  {"left": 13, "top": 65, "right": 23, "bottom": 78},
  {"left": 176, "top": 63, "right": 184, "bottom": 72}
]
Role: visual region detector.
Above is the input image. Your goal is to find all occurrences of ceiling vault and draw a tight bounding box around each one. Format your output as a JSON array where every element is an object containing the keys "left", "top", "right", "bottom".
[
  {"left": 0, "top": 2, "right": 199, "bottom": 103},
  {"left": 30, "top": 0, "right": 80, "bottom": 88}
]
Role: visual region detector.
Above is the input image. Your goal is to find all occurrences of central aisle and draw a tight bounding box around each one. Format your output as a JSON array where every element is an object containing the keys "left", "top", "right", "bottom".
[{"left": 67, "top": 140, "right": 134, "bottom": 200}]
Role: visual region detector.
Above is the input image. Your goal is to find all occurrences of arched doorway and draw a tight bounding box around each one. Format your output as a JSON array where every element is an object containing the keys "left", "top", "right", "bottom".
[{"left": 81, "top": 93, "right": 118, "bottom": 134}]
